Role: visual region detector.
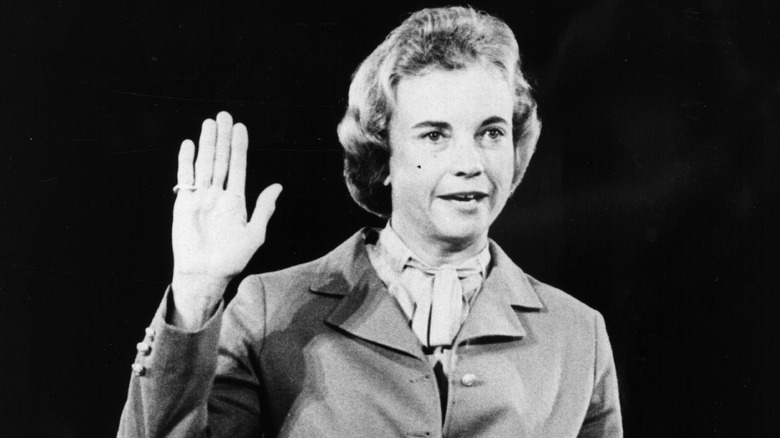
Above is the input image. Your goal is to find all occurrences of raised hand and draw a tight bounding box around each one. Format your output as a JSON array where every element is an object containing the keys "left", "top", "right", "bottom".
[{"left": 170, "top": 112, "right": 282, "bottom": 328}]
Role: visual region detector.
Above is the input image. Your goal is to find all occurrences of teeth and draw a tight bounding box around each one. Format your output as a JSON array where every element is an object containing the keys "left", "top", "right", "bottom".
[{"left": 447, "top": 194, "right": 478, "bottom": 201}]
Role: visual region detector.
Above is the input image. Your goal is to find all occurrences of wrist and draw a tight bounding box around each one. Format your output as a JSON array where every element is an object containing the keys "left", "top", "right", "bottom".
[
  {"left": 170, "top": 274, "right": 230, "bottom": 329},
  {"left": 172, "top": 273, "right": 231, "bottom": 296}
]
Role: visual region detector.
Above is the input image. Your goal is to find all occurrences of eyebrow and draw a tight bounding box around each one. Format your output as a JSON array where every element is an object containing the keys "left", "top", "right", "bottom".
[
  {"left": 411, "top": 121, "right": 451, "bottom": 130},
  {"left": 410, "top": 116, "right": 510, "bottom": 130},
  {"left": 480, "top": 116, "right": 510, "bottom": 127}
]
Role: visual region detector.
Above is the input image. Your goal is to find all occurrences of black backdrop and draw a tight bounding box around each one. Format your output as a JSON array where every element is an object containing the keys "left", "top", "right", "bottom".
[{"left": 2, "top": 0, "right": 779, "bottom": 436}]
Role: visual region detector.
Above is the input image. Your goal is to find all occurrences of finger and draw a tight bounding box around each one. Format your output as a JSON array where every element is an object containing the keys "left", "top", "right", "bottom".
[
  {"left": 213, "top": 111, "right": 233, "bottom": 190},
  {"left": 195, "top": 118, "right": 217, "bottom": 187},
  {"left": 227, "top": 122, "right": 248, "bottom": 195},
  {"left": 177, "top": 139, "right": 195, "bottom": 189},
  {"left": 247, "top": 184, "right": 283, "bottom": 246}
]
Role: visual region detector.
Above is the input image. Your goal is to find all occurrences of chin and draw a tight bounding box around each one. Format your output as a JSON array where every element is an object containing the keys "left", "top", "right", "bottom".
[{"left": 433, "top": 221, "right": 488, "bottom": 247}]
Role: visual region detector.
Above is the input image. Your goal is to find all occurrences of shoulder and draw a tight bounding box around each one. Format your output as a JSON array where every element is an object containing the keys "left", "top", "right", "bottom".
[
  {"left": 242, "top": 258, "right": 321, "bottom": 297},
  {"left": 234, "top": 256, "right": 326, "bottom": 317},
  {"left": 488, "top": 239, "right": 602, "bottom": 333},
  {"left": 236, "top": 228, "right": 375, "bottom": 306},
  {"left": 527, "top": 274, "right": 601, "bottom": 323},
  {"left": 515, "top": 273, "right": 609, "bottom": 367}
]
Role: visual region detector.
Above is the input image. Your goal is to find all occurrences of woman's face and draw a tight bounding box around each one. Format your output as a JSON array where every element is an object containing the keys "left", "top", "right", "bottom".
[{"left": 387, "top": 63, "right": 516, "bottom": 259}]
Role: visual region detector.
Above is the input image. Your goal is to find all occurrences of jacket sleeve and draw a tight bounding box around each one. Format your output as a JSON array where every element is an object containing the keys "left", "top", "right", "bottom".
[
  {"left": 578, "top": 312, "right": 623, "bottom": 438},
  {"left": 116, "top": 276, "right": 267, "bottom": 438}
]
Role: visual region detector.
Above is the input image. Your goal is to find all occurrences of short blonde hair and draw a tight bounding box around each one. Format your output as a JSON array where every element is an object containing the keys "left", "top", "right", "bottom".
[{"left": 338, "top": 6, "right": 541, "bottom": 217}]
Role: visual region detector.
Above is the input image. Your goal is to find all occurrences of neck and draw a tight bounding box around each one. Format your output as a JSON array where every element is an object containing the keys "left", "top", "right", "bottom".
[{"left": 389, "top": 218, "right": 488, "bottom": 267}]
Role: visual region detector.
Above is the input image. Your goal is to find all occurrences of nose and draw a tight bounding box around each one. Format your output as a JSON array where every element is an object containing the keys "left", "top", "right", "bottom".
[{"left": 450, "top": 138, "right": 484, "bottom": 177}]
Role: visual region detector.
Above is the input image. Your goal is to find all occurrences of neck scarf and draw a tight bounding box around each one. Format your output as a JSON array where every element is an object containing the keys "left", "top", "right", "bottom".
[{"left": 367, "top": 225, "right": 491, "bottom": 347}]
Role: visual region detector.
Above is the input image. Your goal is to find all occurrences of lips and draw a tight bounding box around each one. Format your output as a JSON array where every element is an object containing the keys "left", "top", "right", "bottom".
[{"left": 438, "top": 191, "right": 488, "bottom": 202}]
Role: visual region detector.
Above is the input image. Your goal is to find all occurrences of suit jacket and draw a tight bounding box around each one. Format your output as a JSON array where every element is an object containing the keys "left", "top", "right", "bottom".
[{"left": 118, "top": 228, "right": 622, "bottom": 437}]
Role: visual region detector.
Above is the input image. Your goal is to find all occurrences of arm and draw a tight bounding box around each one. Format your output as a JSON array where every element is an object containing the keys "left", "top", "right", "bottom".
[
  {"left": 578, "top": 312, "right": 623, "bottom": 438},
  {"left": 117, "top": 112, "right": 281, "bottom": 437},
  {"left": 117, "top": 288, "right": 224, "bottom": 438}
]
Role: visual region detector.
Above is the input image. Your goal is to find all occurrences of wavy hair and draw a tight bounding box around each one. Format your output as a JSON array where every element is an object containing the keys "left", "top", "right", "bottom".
[{"left": 337, "top": 6, "right": 541, "bottom": 217}]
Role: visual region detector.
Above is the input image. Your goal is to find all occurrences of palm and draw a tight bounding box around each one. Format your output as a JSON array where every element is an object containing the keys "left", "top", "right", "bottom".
[{"left": 174, "top": 190, "right": 253, "bottom": 278}]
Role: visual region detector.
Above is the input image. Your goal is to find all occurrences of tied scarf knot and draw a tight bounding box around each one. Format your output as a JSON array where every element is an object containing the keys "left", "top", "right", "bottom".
[{"left": 404, "top": 258, "right": 483, "bottom": 347}]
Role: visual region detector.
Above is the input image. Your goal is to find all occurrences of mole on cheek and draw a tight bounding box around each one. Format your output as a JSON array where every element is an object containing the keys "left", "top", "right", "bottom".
[{"left": 417, "top": 165, "right": 422, "bottom": 169}]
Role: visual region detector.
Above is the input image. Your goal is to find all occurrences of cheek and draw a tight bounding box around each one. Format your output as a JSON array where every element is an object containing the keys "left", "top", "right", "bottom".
[
  {"left": 488, "top": 152, "right": 516, "bottom": 190},
  {"left": 389, "top": 157, "right": 427, "bottom": 202},
  {"left": 391, "top": 152, "right": 441, "bottom": 185}
]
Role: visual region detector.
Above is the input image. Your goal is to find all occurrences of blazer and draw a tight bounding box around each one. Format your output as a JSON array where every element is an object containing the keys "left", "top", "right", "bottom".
[{"left": 118, "top": 228, "right": 622, "bottom": 437}]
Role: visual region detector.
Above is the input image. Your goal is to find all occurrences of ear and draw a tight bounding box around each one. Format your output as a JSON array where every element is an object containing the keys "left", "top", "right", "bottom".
[{"left": 512, "top": 119, "right": 541, "bottom": 190}]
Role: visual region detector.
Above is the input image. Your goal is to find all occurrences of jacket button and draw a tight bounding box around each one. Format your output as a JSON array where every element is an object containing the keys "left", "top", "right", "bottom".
[{"left": 461, "top": 373, "right": 477, "bottom": 387}]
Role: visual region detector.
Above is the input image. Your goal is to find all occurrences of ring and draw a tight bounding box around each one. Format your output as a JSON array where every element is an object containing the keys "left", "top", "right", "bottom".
[{"left": 172, "top": 184, "right": 197, "bottom": 194}]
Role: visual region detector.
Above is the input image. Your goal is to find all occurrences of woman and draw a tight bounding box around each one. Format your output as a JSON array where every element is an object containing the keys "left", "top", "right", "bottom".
[{"left": 118, "top": 6, "right": 622, "bottom": 437}]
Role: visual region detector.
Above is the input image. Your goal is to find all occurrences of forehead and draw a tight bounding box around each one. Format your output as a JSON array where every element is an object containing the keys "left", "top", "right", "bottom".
[{"left": 392, "top": 64, "right": 514, "bottom": 126}]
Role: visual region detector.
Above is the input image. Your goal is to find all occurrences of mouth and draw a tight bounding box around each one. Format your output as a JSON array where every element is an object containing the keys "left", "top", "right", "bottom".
[{"left": 438, "top": 191, "right": 489, "bottom": 203}]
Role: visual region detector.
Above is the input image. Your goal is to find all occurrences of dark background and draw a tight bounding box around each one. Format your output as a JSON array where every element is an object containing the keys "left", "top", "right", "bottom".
[{"left": 2, "top": 0, "right": 778, "bottom": 436}]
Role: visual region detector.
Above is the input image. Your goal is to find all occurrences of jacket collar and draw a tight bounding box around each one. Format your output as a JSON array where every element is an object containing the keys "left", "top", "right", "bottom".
[
  {"left": 310, "top": 228, "right": 544, "bottom": 358},
  {"left": 456, "top": 240, "right": 544, "bottom": 344}
]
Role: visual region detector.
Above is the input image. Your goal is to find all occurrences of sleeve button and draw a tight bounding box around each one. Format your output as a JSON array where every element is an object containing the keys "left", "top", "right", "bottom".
[
  {"left": 131, "top": 363, "right": 146, "bottom": 376},
  {"left": 460, "top": 373, "right": 477, "bottom": 387},
  {"left": 136, "top": 342, "right": 151, "bottom": 355}
]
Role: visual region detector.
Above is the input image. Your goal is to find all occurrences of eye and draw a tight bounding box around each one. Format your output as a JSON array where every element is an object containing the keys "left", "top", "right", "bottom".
[
  {"left": 482, "top": 128, "right": 505, "bottom": 140},
  {"left": 422, "top": 131, "right": 445, "bottom": 142}
]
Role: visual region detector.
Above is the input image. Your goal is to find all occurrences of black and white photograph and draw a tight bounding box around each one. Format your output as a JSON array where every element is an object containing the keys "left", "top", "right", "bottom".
[{"left": 2, "top": 1, "right": 778, "bottom": 436}]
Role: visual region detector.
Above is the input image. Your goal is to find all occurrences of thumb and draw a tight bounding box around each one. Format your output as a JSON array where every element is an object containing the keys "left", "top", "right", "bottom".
[{"left": 247, "top": 183, "right": 283, "bottom": 245}]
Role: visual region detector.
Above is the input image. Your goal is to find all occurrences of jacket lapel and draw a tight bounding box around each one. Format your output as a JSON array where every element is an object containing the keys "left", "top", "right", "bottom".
[
  {"left": 310, "top": 228, "right": 425, "bottom": 361},
  {"left": 456, "top": 240, "right": 544, "bottom": 344},
  {"left": 310, "top": 229, "right": 544, "bottom": 354}
]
